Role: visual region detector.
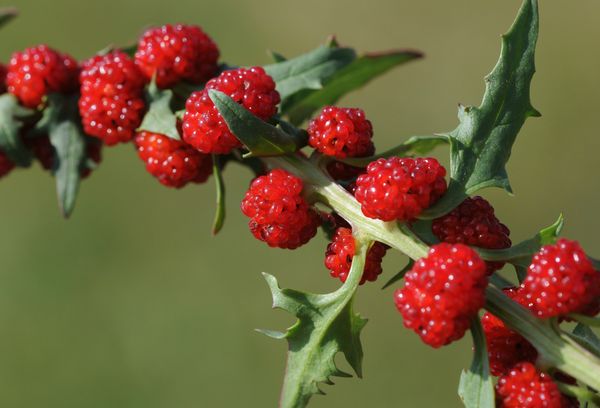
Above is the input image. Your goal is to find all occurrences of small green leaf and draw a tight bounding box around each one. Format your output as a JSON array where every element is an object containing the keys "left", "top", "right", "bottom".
[
  {"left": 458, "top": 318, "right": 495, "bottom": 408},
  {"left": 0, "top": 93, "right": 34, "bottom": 166},
  {"left": 569, "top": 324, "right": 600, "bottom": 357},
  {"left": 0, "top": 7, "right": 17, "bottom": 30},
  {"left": 285, "top": 49, "right": 423, "bottom": 125},
  {"left": 262, "top": 238, "right": 370, "bottom": 408},
  {"left": 477, "top": 214, "right": 563, "bottom": 267},
  {"left": 138, "top": 80, "right": 180, "bottom": 140},
  {"left": 208, "top": 90, "right": 300, "bottom": 157},
  {"left": 381, "top": 259, "right": 414, "bottom": 289},
  {"left": 211, "top": 154, "right": 225, "bottom": 235},
  {"left": 267, "top": 50, "right": 287, "bottom": 63},
  {"left": 422, "top": 0, "right": 540, "bottom": 218},
  {"left": 120, "top": 43, "right": 137, "bottom": 57},
  {"left": 341, "top": 135, "right": 449, "bottom": 167},
  {"left": 264, "top": 44, "right": 356, "bottom": 103}
]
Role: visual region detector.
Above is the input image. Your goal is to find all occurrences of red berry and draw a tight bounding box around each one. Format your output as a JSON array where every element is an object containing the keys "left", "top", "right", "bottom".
[
  {"left": 241, "top": 169, "right": 320, "bottom": 249},
  {"left": 80, "top": 139, "right": 103, "bottom": 179},
  {"left": 307, "top": 106, "right": 374, "bottom": 159},
  {"left": 0, "top": 63, "right": 7, "bottom": 93},
  {"left": 482, "top": 288, "right": 538, "bottom": 376},
  {"left": 325, "top": 227, "right": 388, "bottom": 285},
  {"left": 326, "top": 161, "right": 365, "bottom": 181},
  {"left": 79, "top": 51, "right": 147, "bottom": 146},
  {"left": 135, "top": 24, "right": 219, "bottom": 88},
  {"left": 394, "top": 243, "right": 487, "bottom": 348},
  {"left": 496, "top": 362, "right": 573, "bottom": 408},
  {"left": 135, "top": 131, "right": 212, "bottom": 188},
  {"left": 182, "top": 67, "right": 280, "bottom": 154},
  {"left": 354, "top": 157, "right": 447, "bottom": 221},
  {"left": 7, "top": 45, "right": 79, "bottom": 108},
  {"left": 522, "top": 238, "right": 600, "bottom": 318},
  {"left": 432, "top": 196, "right": 511, "bottom": 274},
  {"left": 26, "top": 135, "right": 54, "bottom": 170},
  {"left": 0, "top": 150, "right": 15, "bottom": 178}
]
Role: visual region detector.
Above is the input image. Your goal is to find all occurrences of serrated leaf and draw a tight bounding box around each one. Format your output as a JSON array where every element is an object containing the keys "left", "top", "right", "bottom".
[
  {"left": 341, "top": 135, "right": 448, "bottom": 167},
  {"left": 422, "top": 0, "right": 540, "bottom": 219},
  {"left": 262, "top": 239, "right": 370, "bottom": 408},
  {"left": 264, "top": 44, "right": 356, "bottom": 103},
  {"left": 381, "top": 259, "right": 413, "bottom": 289},
  {"left": 211, "top": 154, "right": 225, "bottom": 235},
  {"left": 285, "top": 49, "right": 423, "bottom": 125},
  {"left": 0, "top": 93, "right": 34, "bottom": 166},
  {"left": 0, "top": 7, "right": 17, "bottom": 30},
  {"left": 458, "top": 318, "right": 495, "bottom": 408},
  {"left": 477, "top": 214, "right": 562, "bottom": 267},
  {"left": 209, "top": 90, "right": 300, "bottom": 157},
  {"left": 138, "top": 80, "right": 180, "bottom": 140}
]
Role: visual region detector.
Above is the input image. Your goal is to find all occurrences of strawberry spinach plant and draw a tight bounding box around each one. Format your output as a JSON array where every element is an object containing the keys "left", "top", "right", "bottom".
[{"left": 1, "top": 1, "right": 599, "bottom": 406}]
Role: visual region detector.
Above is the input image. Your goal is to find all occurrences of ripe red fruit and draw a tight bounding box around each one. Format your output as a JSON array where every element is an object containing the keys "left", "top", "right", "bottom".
[
  {"left": 241, "top": 169, "right": 320, "bottom": 249},
  {"left": 7, "top": 45, "right": 79, "bottom": 108},
  {"left": 326, "top": 161, "right": 365, "bottom": 181},
  {"left": 135, "top": 131, "right": 212, "bottom": 188},
  {"left": 325, "top": 227, "right": 388, "bottom": 284},
  {"left": 79, "top": 51, "right": 147, "bottom": 146},
  {"left": 354, "top": 157, "right": 447, "bottom": 221},
  {"left": 496, "top": 362, "right": 573, "bottom": 408},
  {"left": 0, "top": 63, "right": 7, "bottom": 93},
  {"left": 394, "top": 243, "right": 487, "bottom": 348},
  {"left": 80, "top": 139, "right": 103, "bottom": 179},
  {"left": 482, "top": 288, "right": 538, "bottom": 376},
  {"left": 432, "top": 196, "right": 511, "bottom": 274},
  {"left": 182, "top": 67, "right": 280, "bottom": 154},
  {"left": 521, "top": 238, "right": 600, "bottom": 318},
  {"left": 135, "top": 24, "right": 219, "bottom": 88},
  {"left": 0, "top": 150, "right": 15, "bottom": 178},
  {"left": 307, "top": 106, "right": 374, "bottom": 159}
]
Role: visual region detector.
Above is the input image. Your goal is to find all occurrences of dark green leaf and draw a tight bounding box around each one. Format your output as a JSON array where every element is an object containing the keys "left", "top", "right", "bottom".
[
  {"left": 0, "top": 93, "right": 34, "bottom": 166},
  {"left": 422, "top": 0, "right": 540, "bottom": 219},
  {"left": 381, "top": 259, "right": 413, "bottom": 289},
  {"left": 458, "top": 318, "right": 495, "bottom": 408},
  {"left": 569, "top": 315, "right": 600, "bottom": 328},
  {"left": 264, "top": 45, "right": 356, "bottom": 103},
  {"left": 341, "top": 135, "right": 448, "bottom": 167},
  {"left": 0, "top": 7, "right": 17, "bottom": 30},
  {"left": 267, "top": 50, "right": 287, "bottom": 63},
  {"left": 138, "top": 80, "right": 180, "bottom": 140},
  {"left": 211, "top": 154, "right": 225, "bottom": 235},
  {"left": 477, "top": 214, "right": 562, "bottom": 267},
  {"left": 569, "top": 324, "right": 600, "bottom": 357},
  {"left": 262, "top": 239, "right": 370, "bottom": 408},
  {"left": 120, "top": 43, "right": 137, "bottom": 57},
  {"left": 208, "top": 90, "right": 300, "bottom": 157},
  {"left": 489, "top": 273, "right": 516, "bottom": 289},
  {"left": 285, "top": 49, "right": 423, "bottom": 125}
]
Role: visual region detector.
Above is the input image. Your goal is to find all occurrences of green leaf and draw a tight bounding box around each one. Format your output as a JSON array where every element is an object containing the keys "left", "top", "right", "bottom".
[
  {"left": 45, "top": 95, "right": 86, "bottom": 218},
  {"left": 0, "top": 93, "right": 34, "bottom": 166},
  {"left": 211, "top": 154, "right": 225, "bottom": 235},
  {"left": 569, "top": 315, "right": 600, "bottom": 328},
  {"left": 267, "top": 50, "right": 287, "bottom": 63},
  {"left": 381, "top": 259, "right": 413, "bottom": 289},
  {"left": 477, "top": 214, "right": 562, "bottom": 267},
  {"left": 422, "top": 0, "right": 540, "bottom": 219},
  {"left": 262, "top": 238, "right": 370, "bottom": 408},
  {"left": 264, "top": 44, "right": 356, "bottom": 103},
  {"left": 208, "top": 90, "right": 300, "bottom": 157},
  {"left": 138, "top": 80, "right": 180, "bottom": 140},
  {"left": 0, "top": 7, "right": 17, "bottom": 30},
  {"left": 569, "top": 324, "right": 600, "bottom": 357},
  {"left": 341, "top": 135, "right": 448, "bottom": 167},
  {"left": 285, "top": 49, "right": 423, "bottom": 125},
  {"left": 458, "top": 318, "right": 495, "bottom": 408}
]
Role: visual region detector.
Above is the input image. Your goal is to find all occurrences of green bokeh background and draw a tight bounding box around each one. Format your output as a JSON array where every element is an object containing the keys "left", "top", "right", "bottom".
[{"left": 1, "top": 1, "right": 599, "bottom": 407}]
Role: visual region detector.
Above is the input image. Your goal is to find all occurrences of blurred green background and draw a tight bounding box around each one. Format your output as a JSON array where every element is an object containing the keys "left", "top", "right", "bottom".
[{"left": 1, "top": 0, "right": 599, "bottom": 407}]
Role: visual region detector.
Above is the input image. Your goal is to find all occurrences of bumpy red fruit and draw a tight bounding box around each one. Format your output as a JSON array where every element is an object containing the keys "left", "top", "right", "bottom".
[
  {"left": 135, "top": 24, "right": 219, "bottom": 88},
  {"left": 325, "top": 227, "right": 388, "bottom": 284},
  {"left": 0, "top": 150, "right": 15, "bottom": 178},
  {"left": 241, "top": 169, "right": 320, "bottom": 249},
  {"left": 307, "top": 106, "right": 374, "bottom": 159},
  {"left": 7, "top": 45, "right": 79, "bottom": 108},
  {"left": 135, "top": 131, "right": 212, "bottom": 188},
  {"left": 79, "top": 51, "right": 146, "bottom": 145},
  {"left": 432, "top": 196, "right": 511, "bottom": 274},
  {"left": 182, "top": 67, "right": 280, "bottom": 154},
  {"left": 354, "top": 157, "right": 447, "bottom": 221},
  {"left": 394, "top": 243, "right": 487, "bottom": 348},
  {"left": 80, "top": 140, "right": 103, "bottom": 179},
  {"left": 0, "top": 63, "right": 7, "bottom": 93},
  {"left": 482, "top": 287, "right": 538, "bottom": 376},
  {"left": 496, "top": 362, "right": 573, "bottom": 408},
  {"left": 522, "top": 238, "right": 600, "bottom": 318}
]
